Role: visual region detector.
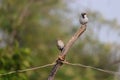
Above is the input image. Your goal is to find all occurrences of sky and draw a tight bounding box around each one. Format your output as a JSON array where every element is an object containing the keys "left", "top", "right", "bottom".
[
  {"left": 83, "top": 0, "right": 120, "bottom": 43},
  {"left": 78, "top": 0, "right": 120, "bottom": 23},
  {"left": 68, "top": 0, "right": 120, "bottom": 43}
]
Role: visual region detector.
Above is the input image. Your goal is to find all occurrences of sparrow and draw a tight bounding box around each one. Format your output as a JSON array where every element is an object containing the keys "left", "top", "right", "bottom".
[
  {"left": 56, "top": 39, "right": 65, "bottom": 52},
  {"left": 79, "top": 13, "right": 88, "bottom": 25}
]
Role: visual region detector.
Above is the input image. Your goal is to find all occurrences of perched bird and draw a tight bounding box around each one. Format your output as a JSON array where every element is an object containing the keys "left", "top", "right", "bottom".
[
  {"left": 79, "top": 13, "right": 88, "bottom": 25},
  {"left": 56, "top": 39, "right": 65, "bottom": 52}
]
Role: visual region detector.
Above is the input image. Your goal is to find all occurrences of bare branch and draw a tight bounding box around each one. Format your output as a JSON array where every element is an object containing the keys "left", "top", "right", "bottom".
[
  {"left": 48, "top": 59, "right": 62, "bottom": 80},
  {"left": 47, "top": 24, "right": 87, "bottom": 80},
  {"left": 60, "top": 25, "right": 86, "bottom": 59}
]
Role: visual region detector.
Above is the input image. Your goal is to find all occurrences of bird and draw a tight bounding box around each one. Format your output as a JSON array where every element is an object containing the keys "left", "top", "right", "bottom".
[
  {"left": 56, "top": 39, "right": 65, "bottom": 52},
  {"left": 79, "top": 13, "right": 88, "bottom": 25}
]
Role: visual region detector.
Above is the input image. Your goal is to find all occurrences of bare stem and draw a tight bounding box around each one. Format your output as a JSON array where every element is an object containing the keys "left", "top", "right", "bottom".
[{"left": 47, "top": 24, "right": 87, "bottom": 80}]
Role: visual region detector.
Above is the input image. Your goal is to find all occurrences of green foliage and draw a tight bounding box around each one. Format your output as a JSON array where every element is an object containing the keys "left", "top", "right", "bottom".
[{"left": 0, "top": 44, "right": 31, "bottom": 80}]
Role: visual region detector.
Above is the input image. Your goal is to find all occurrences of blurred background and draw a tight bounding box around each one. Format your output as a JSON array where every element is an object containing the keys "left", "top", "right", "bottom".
[{"left": 0, "top": 0, "right": 120, "bottom": 80}]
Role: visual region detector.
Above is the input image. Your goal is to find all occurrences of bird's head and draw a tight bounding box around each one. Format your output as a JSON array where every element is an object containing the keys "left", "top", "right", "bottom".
[{"left": 81, "top": 13, "right": 87, "bottom": 18}]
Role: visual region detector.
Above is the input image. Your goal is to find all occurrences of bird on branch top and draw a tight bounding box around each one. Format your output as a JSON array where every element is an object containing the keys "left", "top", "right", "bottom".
[{"left": 79, "top": 13, "right": 88, "bottom": 25}]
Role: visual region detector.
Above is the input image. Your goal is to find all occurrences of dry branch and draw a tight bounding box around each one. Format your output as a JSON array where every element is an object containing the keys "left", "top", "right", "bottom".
[{"left": 48, "top": 24, "right": 87, "bottom": 80}]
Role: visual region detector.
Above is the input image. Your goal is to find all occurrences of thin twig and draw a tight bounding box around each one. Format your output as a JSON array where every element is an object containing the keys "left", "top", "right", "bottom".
[
  {"left": 16, "top": 0, "right": 33, "bottom": 26},
  {"left": 63, "top": 61, "right": 120, "bottom": 75},
  {"left": 0, "top": 63, "right": 55, "bottom": 77}
]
